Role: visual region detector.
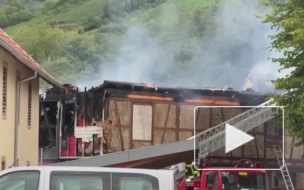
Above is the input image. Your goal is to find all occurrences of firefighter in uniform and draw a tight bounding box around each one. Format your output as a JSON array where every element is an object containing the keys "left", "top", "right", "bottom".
[{"left": 185, "top": 161, "right": 200, "bottom": 181}]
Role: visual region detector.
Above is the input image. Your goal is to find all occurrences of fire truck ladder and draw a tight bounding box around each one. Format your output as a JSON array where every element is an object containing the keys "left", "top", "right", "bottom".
[
  {"left": 197, "top": 99, "right": 276, "bottom": 158},
  {"left": 273, "top": 145, "right": 295, "bottom": 190}
]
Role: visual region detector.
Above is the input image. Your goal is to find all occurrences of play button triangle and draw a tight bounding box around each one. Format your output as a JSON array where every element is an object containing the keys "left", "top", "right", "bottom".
[{"left": 225, "top": 123, "right": 254, "bottom": 153}]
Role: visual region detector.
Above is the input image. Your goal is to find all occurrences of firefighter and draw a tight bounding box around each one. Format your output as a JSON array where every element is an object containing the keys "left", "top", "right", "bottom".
[
  {"left": 185, "top": 161, "right": 200, "bottom": 181},
  {"left": 197, "top": 157, "right": 206, "bottom": 176},
  {"left": 198, "top": 157, "right": 206, "bottom": 168}
]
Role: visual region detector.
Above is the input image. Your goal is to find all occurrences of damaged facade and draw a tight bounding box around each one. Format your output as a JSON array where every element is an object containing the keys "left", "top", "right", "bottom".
[{"left": 40, "top": 80, "right": 304, "bottom": 189}]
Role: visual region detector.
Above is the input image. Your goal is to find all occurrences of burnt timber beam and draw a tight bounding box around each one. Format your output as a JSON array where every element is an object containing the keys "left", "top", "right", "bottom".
[{"left": 41, "top": 103, "right": 56, "bottom": 146}]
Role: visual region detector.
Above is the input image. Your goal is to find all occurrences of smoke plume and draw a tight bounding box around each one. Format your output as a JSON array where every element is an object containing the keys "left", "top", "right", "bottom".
[{"left": 76, "top": 0, "right": 287, "bottom": 92}]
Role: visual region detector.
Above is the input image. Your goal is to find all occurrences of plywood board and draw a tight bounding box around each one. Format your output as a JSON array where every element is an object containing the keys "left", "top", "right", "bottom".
[{"left": 132, "top": 104, "right": 152, "bottom": 141}]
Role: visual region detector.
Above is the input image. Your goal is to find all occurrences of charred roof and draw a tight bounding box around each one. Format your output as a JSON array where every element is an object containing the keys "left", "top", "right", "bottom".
[
  {"left": 89, "top": 80, "right": 273, "bottom": 106},
  {"left": 90, "top": 80, "right": 271, "bottom": 96}
]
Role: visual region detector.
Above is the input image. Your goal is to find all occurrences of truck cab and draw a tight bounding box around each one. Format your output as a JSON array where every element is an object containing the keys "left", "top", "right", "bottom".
[{"left": 177, "top": 159, "right": 269, "bottom": 190}]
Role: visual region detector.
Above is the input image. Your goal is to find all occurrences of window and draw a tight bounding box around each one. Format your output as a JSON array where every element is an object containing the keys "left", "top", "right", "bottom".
[
  {"left": 2, "top": 61, "right": 7, "bottom": 119},
  {"left": 205, "top": 172, "right": 218, "bottom": 190},
  {"left": 50, "top": 172, "right": 110, "bottom": 190},
  {"left": 113, "top": 173, "right": 159, "bottom": 190},
  {"left": 221, "top": 172, "right": 266, "bottom": 190},
  {"left": 119, "top": 177, "right": 152, "bottom": 190},
  {"left": 132, "top": 105, "right": 152, "bottom": 140},
  {"left": 50, "top": 172, "right": 160, "bottom": 190},
  {"left": 0, "top": 171, "right": 40, "bottom": 190},
  {"left": 27, "top": 82, "right": 32, "bottom": 129}
]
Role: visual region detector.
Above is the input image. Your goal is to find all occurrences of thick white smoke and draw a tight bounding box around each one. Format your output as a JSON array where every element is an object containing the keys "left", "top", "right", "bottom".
[{"left": 76, "top": 0, "right": 288, "bottom": 92}]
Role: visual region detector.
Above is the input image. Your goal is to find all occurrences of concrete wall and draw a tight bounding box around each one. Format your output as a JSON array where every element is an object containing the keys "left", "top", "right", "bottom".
[{"left": 0, "top": 46, "right": 40, "bottom": 168}]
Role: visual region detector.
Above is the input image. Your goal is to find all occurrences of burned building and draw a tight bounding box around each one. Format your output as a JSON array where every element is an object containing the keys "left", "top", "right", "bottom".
[{"left": 39, "top": 80, "right": 304, "bottom": 189}]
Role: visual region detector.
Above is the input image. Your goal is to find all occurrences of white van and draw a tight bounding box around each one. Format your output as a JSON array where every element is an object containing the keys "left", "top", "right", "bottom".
[{"left": 0, "top": 166, "right": 176, "bottom": 190}]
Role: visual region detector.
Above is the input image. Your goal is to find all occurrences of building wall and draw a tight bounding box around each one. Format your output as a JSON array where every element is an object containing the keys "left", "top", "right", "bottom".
[{"left": 0, "top": 46, "right": 40, "bottom": 168}]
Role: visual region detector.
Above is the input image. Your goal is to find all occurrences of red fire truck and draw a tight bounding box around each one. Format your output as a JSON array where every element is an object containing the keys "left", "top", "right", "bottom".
[{"left": 176, "top": 159, "right": 268, "bottom": 190}]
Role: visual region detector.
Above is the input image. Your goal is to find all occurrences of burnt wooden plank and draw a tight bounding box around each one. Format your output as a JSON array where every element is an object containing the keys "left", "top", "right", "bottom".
[{"left": 114, "top": 101, "right": 124, "bottom": 151}]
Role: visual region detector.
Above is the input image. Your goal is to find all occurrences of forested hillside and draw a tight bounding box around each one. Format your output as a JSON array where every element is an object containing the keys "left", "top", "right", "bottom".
[{"left": 2, "top": 0, "right": 280, "bottom": 90}]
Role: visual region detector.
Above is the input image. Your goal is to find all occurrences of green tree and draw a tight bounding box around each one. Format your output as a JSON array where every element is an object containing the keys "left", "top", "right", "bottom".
[
  {"left": 0, "top": 11, "right": 9, "bottom": 28},
  {"left": 263, "top": 1, "right": 304, "bottom": 145},
  {"left": 0, "top": 1, "right": 34, "bottom": 27},
  {"left": 11, "top": 25, "right": 67, "bottom": 63}
]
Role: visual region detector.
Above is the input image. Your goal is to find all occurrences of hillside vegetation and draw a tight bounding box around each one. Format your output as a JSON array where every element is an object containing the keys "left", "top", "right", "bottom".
[{"left": 3, "top": 0, "right": 278, "bottom": 88}]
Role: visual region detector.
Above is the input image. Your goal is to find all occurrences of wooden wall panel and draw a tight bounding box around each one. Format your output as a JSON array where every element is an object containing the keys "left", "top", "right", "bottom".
[
  {"left": 111, "top": 126, "right": 123, "bottom": 151},
  {"left": 107, "top": 100, "right": 132, "bottom": 151},
  {"left": 153, "top": 130, "right": 163, "bottom": 145},
  {"left": 122, "top": 128, "right": 131, "bottom": 150},
  {"left": 179, "top": 105, "right": 196, "bottom": 129},
  {"left": 154, "top": 104, "right": 176, "bottom": 128},
  {"left": 266, "top": 147, "right": 275, "bottom": 158},
  {"left": 255, "top": 135, "right": 264, "bottom": 158},
  {"left": 179, "top": 131, "right": 192, "bottom": 140},
  {"left": 230, "top": 146, "right": 242, "bottom": 157},
  {"left": 243, "top": 138, "right": 257, "bottom": 158},
  {"left": 133, "top": 141, "right": 152, "bottom": 149},
  {"left": 162, "top": 131, "right": 177, "bottom": 143},
  {"left": 290, "top": 143, "right": 303, "bottom": 159},
  {"left": 195, "top": 107, "right": 210, "bottom": 131},
  {"left": 108, "top": 100, "right": 131, "bottom": 126}
]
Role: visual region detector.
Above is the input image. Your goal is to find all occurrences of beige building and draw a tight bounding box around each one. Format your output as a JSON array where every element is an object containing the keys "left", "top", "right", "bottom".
[{"left": 0, "top": 29, "right": 62, "bottom": 169}]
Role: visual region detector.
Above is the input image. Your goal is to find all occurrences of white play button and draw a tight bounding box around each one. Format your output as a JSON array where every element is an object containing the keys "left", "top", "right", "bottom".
[{"left": 225, "top": 123, "right": 254, "bottom": 153}]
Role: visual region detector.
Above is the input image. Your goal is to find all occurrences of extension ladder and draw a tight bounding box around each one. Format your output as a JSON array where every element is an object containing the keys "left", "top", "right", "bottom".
[
  {"left": 273, "top": 145, "right": 294, "bottom": 190},
  {"left": 196, "top": 99, "right": 277, "bottom": 158}
]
